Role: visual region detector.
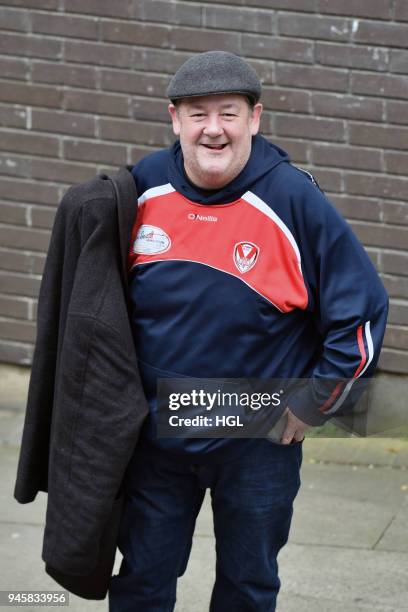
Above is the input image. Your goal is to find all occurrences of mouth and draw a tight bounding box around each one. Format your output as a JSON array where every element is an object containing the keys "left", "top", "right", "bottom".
[{"left": 201, "top": 143, "right": 229, "bottom": 151}]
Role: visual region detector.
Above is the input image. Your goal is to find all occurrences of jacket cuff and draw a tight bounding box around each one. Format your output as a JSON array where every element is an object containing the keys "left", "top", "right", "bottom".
[{"left": 285, "top": 381, "right": 333, "bottom": 427}]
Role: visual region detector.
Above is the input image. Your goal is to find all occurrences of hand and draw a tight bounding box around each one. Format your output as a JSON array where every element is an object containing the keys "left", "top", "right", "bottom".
[{"left": 281, "top": 407, "right": 310, "bottom": 444}]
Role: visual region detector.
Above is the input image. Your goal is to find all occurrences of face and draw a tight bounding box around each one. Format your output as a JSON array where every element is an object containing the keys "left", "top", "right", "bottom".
[{"left": 168, "top": 94, "right": 263, "bottom": 190}]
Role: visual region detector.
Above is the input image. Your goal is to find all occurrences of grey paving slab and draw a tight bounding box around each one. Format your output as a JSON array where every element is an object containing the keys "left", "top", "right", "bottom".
[
  {"left": 291, "top": 491, "right": 396, "bottom": 549},
  {"left": 176, "top": 535, "right": 215, "bottom": 612},
  {"left": 304, "top": 438, "right": 408, "bottom": 468},
  {"left": 0, "top": 523, "right": 107, "bottom": 612},
  {"left": 299, "top": 461, "right": 408, "bottom": 506},
  {"left": 193, "top": 491, "right": 213, "bottom": 537},
  {"left": 0, "top": 409, "right": 24, "bottom": 447},
  {"left": 0, "top": 365, "right": 29, "bottom": 413},
  {"left": 278, "top": 542, "right": 408, "bottom": 611},
  {"left": 351, "top": 439, "right": 408, "bottom": 468},
  {"left": 393, "top": 448, "right": 408, "bottom": 469},
  {"left": 302, "top": 437, "right": 331, "bottom": 461},
  {"left": 276, "top": 591, "right": 402, "bottom": 612},
  {"left": 289, "top": 462, "right": 408, "bottom": 550},
  {"left": 376, "top": 503, "right": 408, "bottom": 553},
  {"left": 304, "top": 438, "right": 361, "bottom": 465},
  {"left": 0, "top": 446, "right": 46, "bottom": 526}
]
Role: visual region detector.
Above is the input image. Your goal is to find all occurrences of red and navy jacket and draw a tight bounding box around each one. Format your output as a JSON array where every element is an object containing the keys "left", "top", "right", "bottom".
[{"left": 128, "top": 134, "right": 388, "bottom": 455}]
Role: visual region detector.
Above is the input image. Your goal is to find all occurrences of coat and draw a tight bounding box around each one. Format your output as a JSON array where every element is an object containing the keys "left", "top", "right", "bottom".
[{"left": 14, "top": 167, "right": 150, "bottom": 599}]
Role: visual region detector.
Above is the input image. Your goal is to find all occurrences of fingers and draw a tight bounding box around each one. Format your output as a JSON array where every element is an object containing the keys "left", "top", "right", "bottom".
[
  {"left": 281, "top": 422, "right": 296, "bottom": 445},
  {"left": 281, "top": 429, "right": 305, "bottom": 444},
  {"left": 281, "top": 406, "right": 308, "bottom": 444}
]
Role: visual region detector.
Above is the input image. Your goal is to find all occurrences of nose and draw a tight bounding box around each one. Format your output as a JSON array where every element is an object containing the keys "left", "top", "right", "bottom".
[{"left": 203, "top": 115, "right": 223, "bottom": 138}]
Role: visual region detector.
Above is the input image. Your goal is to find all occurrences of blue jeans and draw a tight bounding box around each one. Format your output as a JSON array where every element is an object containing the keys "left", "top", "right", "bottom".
[{"left": 109, "top": 439, "right": 302, "bottom": 612}]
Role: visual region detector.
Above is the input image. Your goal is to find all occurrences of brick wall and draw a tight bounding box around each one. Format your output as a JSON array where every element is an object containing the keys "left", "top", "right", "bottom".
[{"left": 0, "top": 0, "right": 407, "bottom": 373}]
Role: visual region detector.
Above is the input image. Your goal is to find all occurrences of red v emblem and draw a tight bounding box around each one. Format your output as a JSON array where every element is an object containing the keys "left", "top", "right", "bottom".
[{"left": 233, "top": 242, "right": 260, "bottom": 274}]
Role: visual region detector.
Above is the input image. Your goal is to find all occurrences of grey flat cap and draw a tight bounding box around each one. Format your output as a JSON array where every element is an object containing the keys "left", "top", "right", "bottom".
[{"left": 166, "top": 51, "right": 262, "bottom": 103}]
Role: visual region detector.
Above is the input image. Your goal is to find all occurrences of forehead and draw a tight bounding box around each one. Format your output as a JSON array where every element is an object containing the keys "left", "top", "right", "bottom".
[{"left": 178, "top": 93, "right": 249, "bottom": 111}]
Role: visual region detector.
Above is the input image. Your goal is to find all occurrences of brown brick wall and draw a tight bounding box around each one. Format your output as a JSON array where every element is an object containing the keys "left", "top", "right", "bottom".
[{"left": 0, "top": 1, "right": 407, "bottom": 373}]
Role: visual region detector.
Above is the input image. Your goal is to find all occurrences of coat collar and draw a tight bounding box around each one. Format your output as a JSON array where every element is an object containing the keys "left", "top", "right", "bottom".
[{"left": 108, "top": 166, "right": 138, "bottom": 286}]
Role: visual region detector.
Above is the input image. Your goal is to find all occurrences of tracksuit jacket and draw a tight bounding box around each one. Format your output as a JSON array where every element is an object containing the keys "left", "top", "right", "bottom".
[
  {"left": 129, "top": 134, "right": 389, "bottom": 456},
  {"left": 13, "top": 135, "right": 388, "bottom": 599}
]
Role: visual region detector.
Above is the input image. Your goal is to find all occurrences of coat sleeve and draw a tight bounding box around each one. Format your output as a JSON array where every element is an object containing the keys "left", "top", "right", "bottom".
[
  {"left": 14, "top": 189, "right": 83, "bottom": 503},
  {"left": 287, "top": 178, "right": 389, "bottom": 426}
]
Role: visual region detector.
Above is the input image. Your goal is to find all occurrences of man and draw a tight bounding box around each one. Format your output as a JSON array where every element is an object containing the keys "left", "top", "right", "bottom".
[{"left": 108, "top": 51, "right": 388, "bottom": 611}]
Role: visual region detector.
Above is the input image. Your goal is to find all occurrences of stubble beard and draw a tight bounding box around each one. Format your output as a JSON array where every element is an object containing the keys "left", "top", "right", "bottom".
[{"left": 185, "top": 143, "right": 251, "bottom": 190}]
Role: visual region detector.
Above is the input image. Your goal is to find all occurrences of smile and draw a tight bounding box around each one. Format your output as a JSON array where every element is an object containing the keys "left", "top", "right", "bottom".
[{"left": 201, "top": 144, "right": 228, "bottom": 150}]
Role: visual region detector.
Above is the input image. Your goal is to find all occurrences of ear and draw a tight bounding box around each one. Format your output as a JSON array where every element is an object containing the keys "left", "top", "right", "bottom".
[
  {"left": 250, "top": 103, "right": 263, "bottom": 136},
  {"left": 168, "top": 103, "right": 181, "bottom": 136}
]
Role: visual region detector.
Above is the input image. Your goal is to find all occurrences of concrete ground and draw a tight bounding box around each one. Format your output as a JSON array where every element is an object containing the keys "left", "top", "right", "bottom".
[{"left": 1, "top": 365, "right": 408, "bottom": 611}]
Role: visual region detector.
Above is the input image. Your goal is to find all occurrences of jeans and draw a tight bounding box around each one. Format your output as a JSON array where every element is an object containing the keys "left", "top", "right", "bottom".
[{"left": 109, "top": 439, "right": 302, "bottom": 612}]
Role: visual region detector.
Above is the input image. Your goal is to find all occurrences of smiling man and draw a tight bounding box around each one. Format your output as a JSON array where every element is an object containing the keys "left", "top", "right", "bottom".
[
  {"left": 168, "top": 93, "right": 262, "bottom": 189},
  {"left": 108, "top": 51, "right": 388, "bottom": 611}
]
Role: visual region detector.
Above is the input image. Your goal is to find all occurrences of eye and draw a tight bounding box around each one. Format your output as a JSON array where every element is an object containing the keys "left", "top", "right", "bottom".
[
  {"left": 191, "top": 113, "right": 205, "bottom": 118},
  {"left": 222, "top": 113, "right": 237, "bottom": 118}
]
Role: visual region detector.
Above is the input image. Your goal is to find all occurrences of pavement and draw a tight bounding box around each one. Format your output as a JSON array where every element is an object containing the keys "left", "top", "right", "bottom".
[{"left": 1, "top": 365, "right": 408, "bottom": 611}]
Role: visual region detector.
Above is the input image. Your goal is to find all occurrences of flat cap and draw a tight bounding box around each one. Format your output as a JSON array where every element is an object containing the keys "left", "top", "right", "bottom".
[{"left": 166, "top": 51, "right": 262, "bottom": 104}]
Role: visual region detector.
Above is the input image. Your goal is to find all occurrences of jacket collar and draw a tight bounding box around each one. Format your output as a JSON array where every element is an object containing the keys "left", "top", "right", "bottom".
[{"left": 108, "top": 166, "right": 138, "bottom": 285}]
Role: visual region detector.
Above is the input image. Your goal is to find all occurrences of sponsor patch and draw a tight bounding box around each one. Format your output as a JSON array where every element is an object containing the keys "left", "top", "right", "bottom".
[
  {"left": 133, "top": 224, "right": 171, "bottom": 255},
  {"left": 187, "top": 212, "right": 218, "bottom": 222},
  {"left": 233, "top": 241, "right": 259, "bottom": 274}
]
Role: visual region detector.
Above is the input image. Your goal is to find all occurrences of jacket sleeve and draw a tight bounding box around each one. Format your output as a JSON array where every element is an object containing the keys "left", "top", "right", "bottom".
[
  {"left": 287, "top": 178, "right": 389, "bottom": 426},
  {"left": 14, "top": 189, "right": 83, "bottom": 503}
]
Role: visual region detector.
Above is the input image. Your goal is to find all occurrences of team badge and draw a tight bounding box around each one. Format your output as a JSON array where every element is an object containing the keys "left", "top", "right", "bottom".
[
  {"left": 233, "top": 242, "right": 259, "bottom": 274},
  {"left": 133, "top": 224, "right": 171, "bottom": 255}
]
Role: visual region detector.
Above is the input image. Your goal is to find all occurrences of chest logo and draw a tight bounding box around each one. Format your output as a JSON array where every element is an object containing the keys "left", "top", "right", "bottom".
[
  {"left": 188, "top": 212, "right": 218, "bottom": 222},
  {"left": 233, "top": 242, "right": 260, "bottom": 274},
  {"left": 133, "top": 224, "right": 171, "bottom": 255}
]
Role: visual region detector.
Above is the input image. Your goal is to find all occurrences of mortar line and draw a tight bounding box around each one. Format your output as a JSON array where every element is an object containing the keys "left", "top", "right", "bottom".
[{"left": 371, "top": 513, "right": 397, "bottom": 550}]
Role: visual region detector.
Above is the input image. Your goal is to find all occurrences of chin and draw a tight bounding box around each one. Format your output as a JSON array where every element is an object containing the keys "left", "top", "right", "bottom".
[
  {"left": 200, "top": 166, "right": 231, "bottom": 184},
  {"left": 201, "top": 176, "right": 232, "bottom": 190}
]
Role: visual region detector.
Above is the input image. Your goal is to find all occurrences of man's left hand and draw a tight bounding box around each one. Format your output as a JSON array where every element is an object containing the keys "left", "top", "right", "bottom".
[{"left": 281, "top": 407, "right": 310, "bottom": 444}]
